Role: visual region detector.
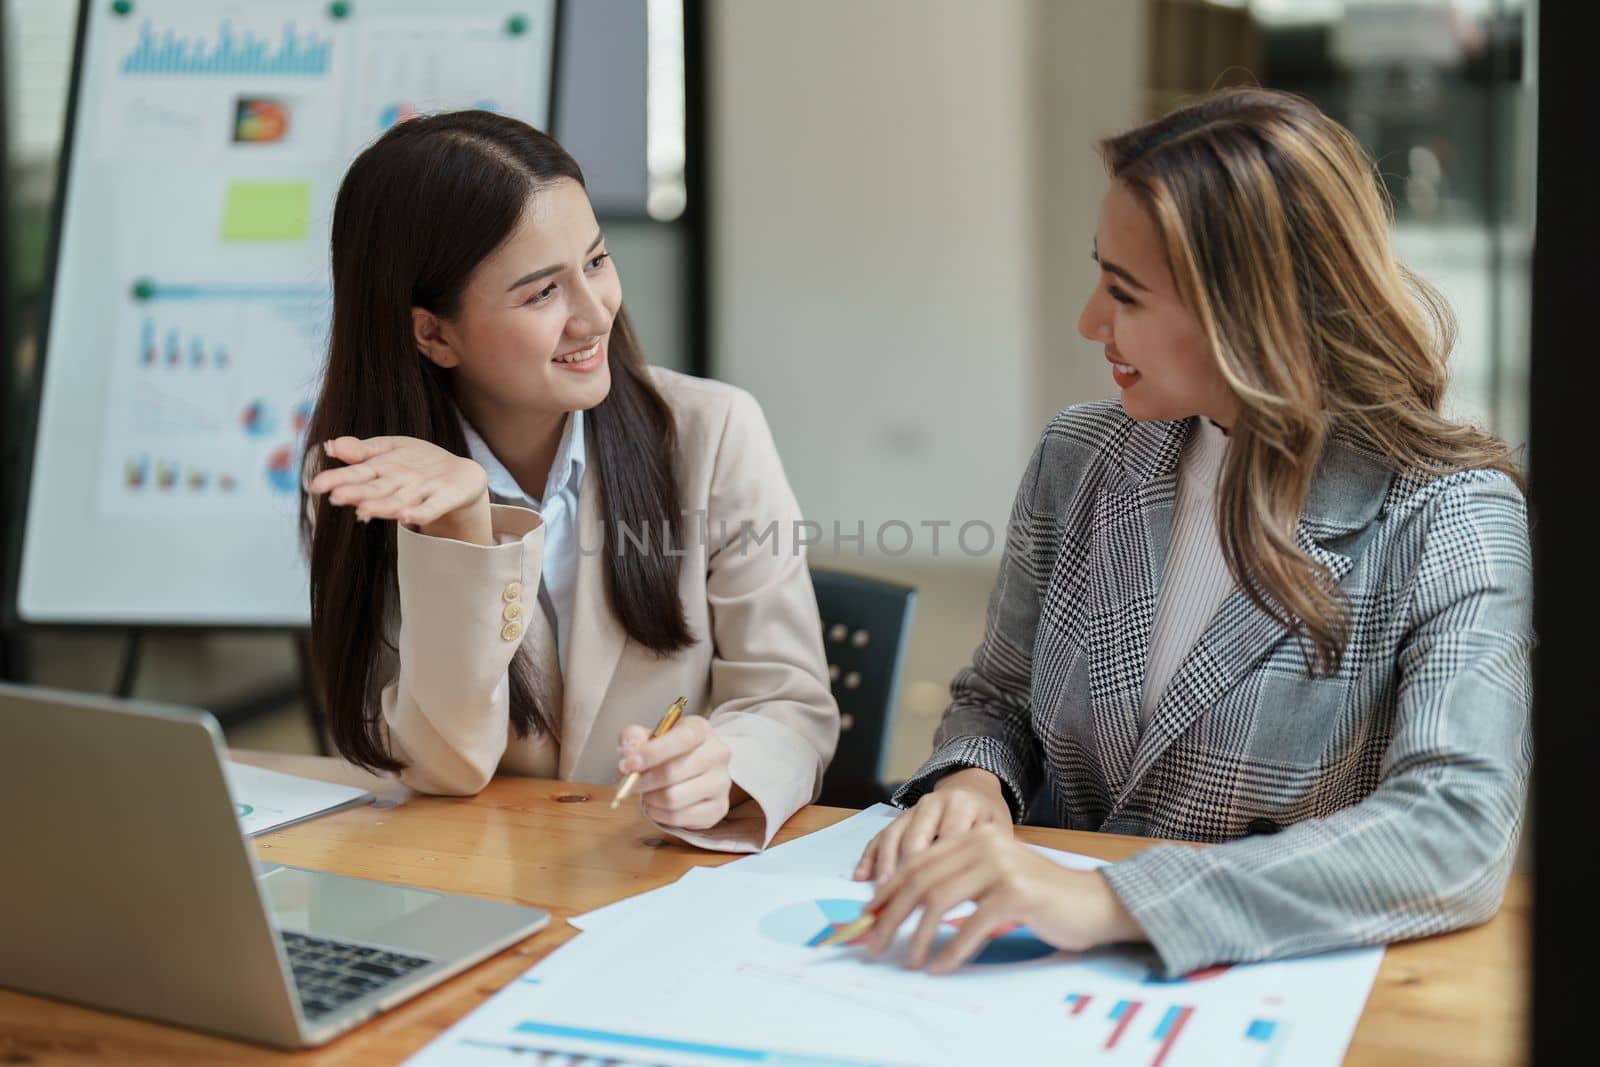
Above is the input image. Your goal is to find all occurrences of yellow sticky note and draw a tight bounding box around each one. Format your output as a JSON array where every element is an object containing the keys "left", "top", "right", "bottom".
[{"left": 222, "top": 181, "right": 311, "bottom": 241}]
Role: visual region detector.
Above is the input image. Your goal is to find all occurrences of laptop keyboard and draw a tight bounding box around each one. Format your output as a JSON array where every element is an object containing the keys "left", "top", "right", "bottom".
[{"left": 281, "top": 930, "right": 433, "bottom": 1020}]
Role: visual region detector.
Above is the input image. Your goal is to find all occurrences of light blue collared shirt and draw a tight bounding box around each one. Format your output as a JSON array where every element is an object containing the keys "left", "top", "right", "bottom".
[{"left": 459, "top": 410, "right": 586, "bottom": 674}]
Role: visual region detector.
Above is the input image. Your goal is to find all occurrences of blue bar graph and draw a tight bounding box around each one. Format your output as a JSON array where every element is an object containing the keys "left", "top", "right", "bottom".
[
  {"left": 138, "top": 282, "right": 328, "bottom": 303},
  {"left": 492, "top": 1021, "right": 894, "bottom": 1066},
  {"left": 139, "top": 315, "right": 234, "bottom": 371},
  {"left": 121, "top": 20, "right": 332, "bottom": 77}
]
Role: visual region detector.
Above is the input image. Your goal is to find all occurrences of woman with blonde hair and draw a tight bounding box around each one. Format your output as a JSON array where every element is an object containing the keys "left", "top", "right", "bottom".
[{"left": 855, "top": 87, "right": 1531, "bottom": 976}]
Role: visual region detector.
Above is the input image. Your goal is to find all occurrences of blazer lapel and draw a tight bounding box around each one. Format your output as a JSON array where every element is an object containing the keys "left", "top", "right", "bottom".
[
  {"left": 1080, "top": 420, "right": 1188, "bottom": 796},
  {"left": 1114, "top": 528, "right": 1356, "bottom": 804},
  {"left": 1109, "top": 430, "right": 1393, "bottom": 807},
  {"left": 558, "top": 467, "right": 627, "bottom": 779}
]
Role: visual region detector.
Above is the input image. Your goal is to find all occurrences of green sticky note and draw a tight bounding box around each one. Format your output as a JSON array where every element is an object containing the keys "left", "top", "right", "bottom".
[{"left": 222, "top": 181, "right": 312, "bottom": 242}]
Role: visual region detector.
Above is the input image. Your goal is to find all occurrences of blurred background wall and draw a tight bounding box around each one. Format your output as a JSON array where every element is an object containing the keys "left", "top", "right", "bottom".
[{"left": 2, "top": 0, "right": 1535, "bottom": 793}]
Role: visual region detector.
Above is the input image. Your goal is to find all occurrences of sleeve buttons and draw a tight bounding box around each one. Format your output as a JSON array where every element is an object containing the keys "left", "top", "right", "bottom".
[
  {"left": 501, "top": 621, "right": 523, "bottom": 642},
  {"left": 503, "top": 581, "right": 524, "bottom": 602},
  {"left": 503, "top": 601, "right": 523, "bottom": 622}
]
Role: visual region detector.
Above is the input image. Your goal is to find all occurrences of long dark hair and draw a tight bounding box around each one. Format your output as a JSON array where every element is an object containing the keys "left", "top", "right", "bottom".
[{"left": 301, "top": 110, "right": 693, "bottom": 773}]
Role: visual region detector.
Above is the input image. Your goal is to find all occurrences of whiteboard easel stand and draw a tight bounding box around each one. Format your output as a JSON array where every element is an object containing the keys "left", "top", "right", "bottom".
[{"left": 111, "top": 627, "right": 329, "bottom": 755}]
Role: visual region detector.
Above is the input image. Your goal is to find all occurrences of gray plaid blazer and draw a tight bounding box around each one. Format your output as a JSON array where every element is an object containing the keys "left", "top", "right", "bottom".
[{"left": 894, "top": 401, "right": 1532, "bottom": 977}]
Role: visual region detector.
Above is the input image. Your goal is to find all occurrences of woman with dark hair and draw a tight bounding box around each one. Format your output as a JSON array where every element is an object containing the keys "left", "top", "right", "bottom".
[
  {"left": 854, "top": 88, "right": 1531, "bottom": 974},
  {"left": 301, "top": 111, "right": 837, "bottom": 851}
]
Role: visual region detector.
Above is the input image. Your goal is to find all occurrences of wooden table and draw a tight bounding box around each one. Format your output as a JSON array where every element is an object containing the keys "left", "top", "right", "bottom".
[{"left": 0, "top": 752, "right": 1528, "bottom": 1066}]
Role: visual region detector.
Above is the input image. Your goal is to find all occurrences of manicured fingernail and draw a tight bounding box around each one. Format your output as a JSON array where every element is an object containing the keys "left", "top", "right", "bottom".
[{"left": 322, "top": 440, "right": 333, "bottom": 454}]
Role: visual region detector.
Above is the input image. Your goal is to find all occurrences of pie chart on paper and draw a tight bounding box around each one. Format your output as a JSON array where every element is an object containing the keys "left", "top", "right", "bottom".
[
  {"left": 757, "top": 900, "right": 1060, "bottom": 964},
  {"left": 938, "top": 917, "right": 1058, "bottom": 965},
  {"left": 758, "top": 898, "right": 870, "bottom": 948}
]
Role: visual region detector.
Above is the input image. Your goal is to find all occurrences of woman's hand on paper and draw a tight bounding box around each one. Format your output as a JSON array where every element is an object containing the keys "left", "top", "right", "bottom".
[
  {"left": 861, "top": 824, "right": 1145, "bottom": 974},
  {"left": 853, "top": 767, "right": 1012, "bottom": 882},
  {"left": 310, "top": 436, "right": 493, "bottom": 545},
  {"left": 617, "top": 716, "right": 745, "bottom": 831}
]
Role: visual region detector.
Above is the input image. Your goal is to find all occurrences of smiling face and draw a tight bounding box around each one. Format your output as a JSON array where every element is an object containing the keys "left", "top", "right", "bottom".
[
  {"left": 412, "top": 177, "right": 619, "bottom": 421},
  {"left": 1076, "top": 180, "right": 1238, "bottom": 428}
]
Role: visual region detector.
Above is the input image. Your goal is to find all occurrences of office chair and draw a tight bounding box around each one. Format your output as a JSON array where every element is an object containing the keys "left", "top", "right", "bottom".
[{"left": 810, "top": 567, "right": 916, "bottom": 808}]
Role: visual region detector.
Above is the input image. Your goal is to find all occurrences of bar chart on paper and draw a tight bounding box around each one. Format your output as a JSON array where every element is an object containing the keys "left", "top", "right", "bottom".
[
  {"left": 1057, "top": 993, "right": 1290, "bottom": 1067},
  {"left": 403, "top": 870, "right": 1382, "bottom": 1067}
]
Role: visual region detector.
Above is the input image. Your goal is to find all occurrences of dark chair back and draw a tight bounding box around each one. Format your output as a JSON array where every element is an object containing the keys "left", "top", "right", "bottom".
[{"left": 810, "top": 567, "right": 916, "bottom": 808}]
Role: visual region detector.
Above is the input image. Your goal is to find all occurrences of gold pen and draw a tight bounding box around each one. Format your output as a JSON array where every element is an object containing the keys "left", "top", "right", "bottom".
[
  {"left": 816, "top": 907, "right": 881, "bottom": 947},
  {"left": 609, "top": 696, "right": 687, "bottom": 810}
]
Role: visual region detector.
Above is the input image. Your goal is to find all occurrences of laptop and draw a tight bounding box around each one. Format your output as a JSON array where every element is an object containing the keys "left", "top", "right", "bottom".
[{"left": 0, "top": 681, "right": 549, "bottom": 1048}]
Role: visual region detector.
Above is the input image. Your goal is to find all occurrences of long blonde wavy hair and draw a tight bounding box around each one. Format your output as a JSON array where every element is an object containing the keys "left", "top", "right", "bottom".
[{"left": 1099, "top": 87, "right": 1523, "bottom": 676}]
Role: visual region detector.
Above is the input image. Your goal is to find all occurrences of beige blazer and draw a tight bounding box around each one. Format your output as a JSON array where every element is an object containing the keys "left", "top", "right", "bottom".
[{"left": 375, "top": 369, "right": 839, "bottom": 851}]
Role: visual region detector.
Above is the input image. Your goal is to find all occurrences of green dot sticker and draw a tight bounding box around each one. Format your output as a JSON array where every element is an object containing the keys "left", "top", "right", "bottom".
[
  {"left": 131, "top": 278, "right": 154, "bottom": 301},
  {"left": 506, "top": 14, "right": 527, "bottom": 36},
  {"left": 328, "top": 1, "right": 350, "bottom": 18},
  {"left": 110, "top": 0, "right": 133, "bottom": 16}
]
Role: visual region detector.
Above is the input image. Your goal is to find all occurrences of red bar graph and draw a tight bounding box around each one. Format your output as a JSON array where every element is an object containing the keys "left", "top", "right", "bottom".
[
  {"left": 1105, "top": 999, "right": 1143, "bottom": 1051},
  {"left": 1150, "top": 1005, "right": 1195, "bottom": 1067}
]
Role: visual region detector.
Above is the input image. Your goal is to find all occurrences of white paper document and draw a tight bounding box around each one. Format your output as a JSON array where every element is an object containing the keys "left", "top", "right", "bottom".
[
  {"left": 410, "top": 860, "right": 1383, "bottom": 1067},
  {"left": 730, "top": 803, "right": 901, "bottom": 877},
  {"left": 569, "top": 805, "right": 902, "bottom": 932},
  {"left": 222, "top": 760, "right": 372, "bottom": 837},
  {"left": 571, "top": 805, "right": 1111, "bottom": 934}
]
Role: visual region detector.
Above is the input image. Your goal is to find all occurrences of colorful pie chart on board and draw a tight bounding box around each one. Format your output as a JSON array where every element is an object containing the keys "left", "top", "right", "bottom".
[
  {"left": 380, "top": 102, "right": 419, "bottom": 129},
  {"left": 242, "top": 400, "right": 277, "bottom": 438},
  {"left": 266, "top": 446, "right": 297, "bottom": 494},
  {"left": 234, "top": 98, "right": 290, "bottom": 143}
]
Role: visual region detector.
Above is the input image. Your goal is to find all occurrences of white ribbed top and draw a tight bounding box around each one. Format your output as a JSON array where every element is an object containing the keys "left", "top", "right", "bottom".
[{"left": 1141, "top": 418, "right": 1235, "bottom": 727}]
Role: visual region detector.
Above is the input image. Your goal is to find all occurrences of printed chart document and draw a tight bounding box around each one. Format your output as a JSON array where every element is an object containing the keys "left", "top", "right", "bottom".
[
  {"left": 222, "top": 760, "right": 372, "bottom": 837},
  {"left": 410, "top": 853, "right": 1385, "bottom": 1066}
]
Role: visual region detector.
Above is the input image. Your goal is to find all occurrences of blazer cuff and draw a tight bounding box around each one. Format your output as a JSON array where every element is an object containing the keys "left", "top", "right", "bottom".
[
  {"left": 395, "top": 504, "right": 543, "bottom": 556},
  {"left": 654, "top": 715, "right": 818, "bottom": 853},
  {"left": 390, "top": 510, "right": 544, "bottom": 753},
  {"left": 395, "top": 516, "right": 542, "bottom": 691},
  {"left": 1100, "top": 843, "right": 1230, "bottom": 979},
  {"left": 488, "top": 503, "right": 543, "bottom": 541},
  {"left": 891, "top": 735, "right": 1033, "bottom": 821}
]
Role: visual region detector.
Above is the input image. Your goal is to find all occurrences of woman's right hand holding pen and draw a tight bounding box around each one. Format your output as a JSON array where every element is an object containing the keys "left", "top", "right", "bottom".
[
  {"left": 309, "top": 436, "right": 494, "bottom": 545},
  {"left": 853, "top": 767, "right": 1013, "bottom": 881}
]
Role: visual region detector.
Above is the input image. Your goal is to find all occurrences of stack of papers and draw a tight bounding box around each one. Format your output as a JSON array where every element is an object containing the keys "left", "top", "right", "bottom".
[
  {"left": 223, "top": 760, "right": 373, "bottom": 837},
  {"left": 405, "top": 805, "right": 1385, "bottom": 1067}
]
